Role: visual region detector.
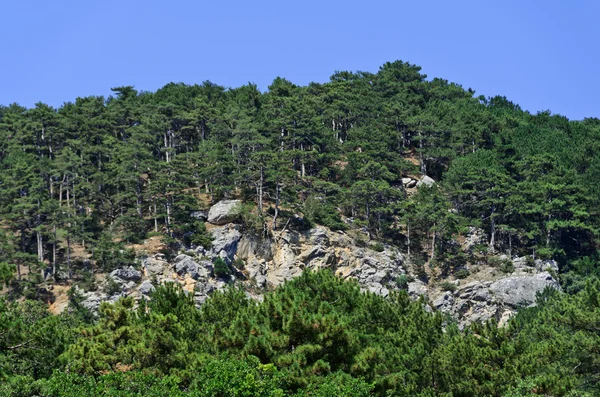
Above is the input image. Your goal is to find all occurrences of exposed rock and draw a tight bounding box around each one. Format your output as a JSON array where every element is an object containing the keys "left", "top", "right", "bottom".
[
  {"left": 110, "top": 266, "right": 142, "bottom": 282},
  {"left": 173, "top": 255, "right": 211, "bottom": 280},
  {"left": 74, "top": 286, "right": 108, "bottom": 312},
  {"left": 416, "top": 175, "right": 436, "bottom": 187},
  {"left": 406, "top": 180, "right": 417, "bottom": 188},
  {"left": 238, "top": 235, "right": 274, "bottom": 261},
  {"left": 190, "top": 210, "right": 208, "bottom": 221},
  {"left": 489, "top": 272, "right": 559, "bottom": 308},
  {"left": 142, "top": 256, "right": 169, "bottom": 276},
  {"left": 138, "top": 280, "right": 155, "bottom": 295},
  {"left": 207, "top": 200, "right": 242, "bottom": 225},
  {"left": 401, "top": 177, "right": 413, "bottom": 185},
  {"left": 210, "top": 225, "right": 242, "bottom": 260},
  {"left": 408, "top": 281, "right": 429, "bottom": 299},
  {"left": 463, "top": 227, "right": 486, "bottom": 252}
]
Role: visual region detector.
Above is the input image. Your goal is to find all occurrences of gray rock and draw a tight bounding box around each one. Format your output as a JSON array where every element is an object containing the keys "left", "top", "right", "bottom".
[
  {"left": 433, "top": 292, "right": 455, "bottom": 311},
  {"left": 416, "top": 175, "right": 436, "bottom": 187},
  {"left": 489, "top": 272, "right": 559, "bottom": 308},
  {"left": 174, "top": 255, "right": 211, "bottom": 280},
  {"left": 138, "top": 280, "right": 155, "bottom": 295},
  {"left": 401, "top": 177, "right": 413, "bottom": 185},
  {"left": 406, "top": 180, "right": 417, "bottom": 188},
  {"left": 210, "top": 225, "right": 242, "bottom": 259},
  {"left": 207, "top": 200, "right": 242, "bottom": 225},
  {"left": 110, "top": 266, "right": 141, "bottom": 282},
  {"left": 190, "top": 210, "right": 208, "bottom": 221},
  {"left": 237, "top": 235, "right": 274, "bottom": 260},
  {"left": 142, "top": 257, "right": 168, "bottom": 275},
  {"left": 408, "top": 281, "right": 429, "bottom": 299}
]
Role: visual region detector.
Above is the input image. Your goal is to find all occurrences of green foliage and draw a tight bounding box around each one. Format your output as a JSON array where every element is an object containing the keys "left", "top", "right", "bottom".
[
  {"left": 440, "top": 281, "right": 457, "bottom": 292},
  {"left": 454, "top": 268, "right": 470, "bottom": 279},
  {"left": 214, "top": 257, "right": 232, "bottom": 279}
]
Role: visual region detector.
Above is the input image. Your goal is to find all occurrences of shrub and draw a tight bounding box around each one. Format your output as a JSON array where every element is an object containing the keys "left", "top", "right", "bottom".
[
  {"left": 395, "top": 274, "right": 410, "bottom": 290},
  {"left": 371, "top": 242, "right": 385, "bottom": 252},
  {"left": 454, "top": 269, "right": 470, "bottom": 279},
  {"left": 440, "top": 281, "right": 457, "bottom": 292},
  {"left": 214, "top": 258, "right": 231, "bottom": 279}
]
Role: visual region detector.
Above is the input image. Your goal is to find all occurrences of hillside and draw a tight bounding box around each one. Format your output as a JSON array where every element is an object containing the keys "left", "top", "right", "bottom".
[{"left": 1, "top": 60, "right": 600, "bottom": 395}]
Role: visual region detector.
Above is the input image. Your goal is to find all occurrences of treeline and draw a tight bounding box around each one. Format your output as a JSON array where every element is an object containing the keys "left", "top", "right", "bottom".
[
  {"left": 2, "top": 270, "right": 600, "bottom": 396},
  {"left": 0, "top": 60, "right": 599, "bottom": 291}
]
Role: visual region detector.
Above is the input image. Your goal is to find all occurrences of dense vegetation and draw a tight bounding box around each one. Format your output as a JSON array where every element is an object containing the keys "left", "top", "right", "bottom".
[
  {"left": 2, "top": 270, "right": 600, "bottom": 396},
  {"left": 1, "top": 60, "right": 598, "bottom": 289},
  {"left": 1, "top": 60, "right": 600, "bottom": 395}
]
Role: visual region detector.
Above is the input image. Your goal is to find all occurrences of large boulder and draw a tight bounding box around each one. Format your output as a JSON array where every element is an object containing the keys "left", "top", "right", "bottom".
[
  {"left": 207, "top": 200, "right": 242, "bottom": 225},
  {"left": 416, "top": 175, "right": 436, "bottom": 188},
  {"left": 173, "top": 254, "right": 212, "bottom": 280},
  {"left": 110, "top": 266, "right": 142, "bottom": 282},
  {"left": 489, "top": 272, "right": 559, "bottom": 308},
  {"left": 210, "top": 225, "right": 242, "bottom": 260}
]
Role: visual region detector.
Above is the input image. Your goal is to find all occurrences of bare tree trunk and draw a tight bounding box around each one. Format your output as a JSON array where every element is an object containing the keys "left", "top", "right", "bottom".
[
  {"left": 430, "top": 227, "right": 436, "bottom": 262},
  {"left": 153, "top": 201, "right": 158, "bottom": 232},
  {"left": 258, "top": 166, "right": 264, "bottom": 215},
  {"left": 407, "top": 223, "right": 411, "bottom": 257},
  {"left": 272, "top": 182, "right": 281, "bottom": 230},
  {"left": 52, "top": 224, "right": 57, "bottom": 276},
  {"left": 36, "top": 231, "right": 43, "bottom": 262}
]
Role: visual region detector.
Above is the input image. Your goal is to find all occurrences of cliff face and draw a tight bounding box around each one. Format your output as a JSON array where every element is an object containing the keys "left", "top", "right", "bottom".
[{"left": 73, "top": 201, "right": 560, "bottom": 328}]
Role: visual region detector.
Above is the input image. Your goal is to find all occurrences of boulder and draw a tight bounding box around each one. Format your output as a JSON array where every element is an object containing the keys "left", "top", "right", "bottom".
[
  {"left": 489, "top": 272, "right": 559, "bottom": 308},
  {"left": 408, "top": 281, "right": 429, "bottom": 299},
  {"left": 210, "top": 225, "right": 242, "bottom": 259},
  {"left": 110, "top": 266, "right": 141, "bottom": 282},
  {"left": 142, "top": 257, "right": 168, "bottom": 275},
  {"left": 207, "top": 200, "right": 242, "bottom": 225},
  {"left": 401, "top": 177, "right": 413, "bottom": 185},
  {"left": 138, "top": 280, "right": 155, "bottom": 295},
  {"left": 174, "top": 255, "right": 211, "bottom": 280},
  {"left": 416, "top": 175, "right": 436, "bottom": 188}
]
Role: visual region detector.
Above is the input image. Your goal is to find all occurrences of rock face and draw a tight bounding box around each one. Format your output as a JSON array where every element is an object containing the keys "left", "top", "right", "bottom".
[
  {"left": 236, "top": 226, "right": 405, "bottom": 298},
  {"left": 110, "top": 266, "right": 142, "bottom": 282},
  {"left": 72, "top": 202, "right": 562, "bottom": 328},
  {"left": 210, "top": 224, "right": 242, "bottom": 261},
  {"left": 207, "top": 200, "right": 241, "bottom": 225},
  {"left": 432, "top": 270, "right": 560, "bottom": 328},
  {"left": 489, "top": 272, "right": 559, "bottom": 308},
  {"left": 173, "top": 254, "right": 212, "bottom": 280}
]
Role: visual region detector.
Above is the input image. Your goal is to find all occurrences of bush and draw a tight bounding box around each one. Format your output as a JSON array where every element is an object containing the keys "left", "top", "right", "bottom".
[
  {"left": 500, "top": 261, "right": 515, "bottom": 274},
  {"left": 214, "top": 258, "right": 231, "bottom": 279},
  {"left": 454, "top": 269, "right": 470, "bottom": 279},
  {"left": 395, "top": 274, "right": 410, "bottom": 290},
  {"left": 371, "top": 242, "right": 385, "bottom": 252},
  {"left": 440, "top": 281, "right": 457, "bottom": 292}
]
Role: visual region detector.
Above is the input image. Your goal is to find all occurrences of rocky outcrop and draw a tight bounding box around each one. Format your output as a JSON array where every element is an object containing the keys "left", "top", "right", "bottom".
[
  {"left": 207, "top": 200, "right": 241, "bottom": 225},
  {"left": 432, "top": 269, "right": 559, "bottom": 328},
  {"left": 110, "top": 266, "right": 142, "bottom": 282},
  {"left": 173, "top": 254, "right": 212, "bottom": 280},
  {"left": 209, "top": 224, "right": 242, "bottom": 261},
  {"left": 489, "top": 272, "right": 559, "bottom": 308},
  {"left": 71, "top": 200, "right": 563, "bottom": 328}
]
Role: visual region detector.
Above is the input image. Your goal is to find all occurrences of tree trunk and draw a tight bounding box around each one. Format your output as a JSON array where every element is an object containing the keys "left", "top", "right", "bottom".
[
  {"left": 430, "top": 227, "right": 436, "bottom": 262},
  {"left": 407, "top": 222, "right": 411, "bottom": 257},
  {"left": 52, "top": 224, "right": 57, "bottom": 276},
  {"left": 272, "top": 182, "right": 280, "bottom": 230}
]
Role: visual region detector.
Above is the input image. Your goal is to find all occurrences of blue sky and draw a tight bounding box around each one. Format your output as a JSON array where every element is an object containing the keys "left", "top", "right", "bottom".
[{"left": 1, "top": 0, "right": 598, "bottom": 120}]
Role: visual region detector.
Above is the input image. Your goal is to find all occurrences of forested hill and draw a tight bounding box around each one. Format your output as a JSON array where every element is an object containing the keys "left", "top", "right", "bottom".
[
  {"left": 2, "top": 60, "right": 600, "bottom": 396},
  {"left": 1, "top": 60, "right": 598, "bottom": 288}
]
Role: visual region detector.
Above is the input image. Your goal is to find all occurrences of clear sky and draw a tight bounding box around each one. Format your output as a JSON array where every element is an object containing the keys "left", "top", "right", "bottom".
[{"left": 1, "top": 0, "right": 598, "bottom": 120}]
